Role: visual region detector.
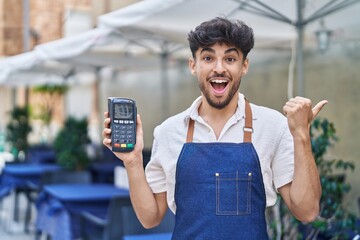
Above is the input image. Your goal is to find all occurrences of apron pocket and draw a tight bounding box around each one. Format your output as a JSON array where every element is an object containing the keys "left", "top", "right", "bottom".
[{"left": 215, "top": 171, "right": 252, "bottom": 215}]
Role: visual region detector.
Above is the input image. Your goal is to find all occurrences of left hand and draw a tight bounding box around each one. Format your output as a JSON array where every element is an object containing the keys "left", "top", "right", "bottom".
[{"left": 283, "top": 97, "right": 328, "bottom": 135}]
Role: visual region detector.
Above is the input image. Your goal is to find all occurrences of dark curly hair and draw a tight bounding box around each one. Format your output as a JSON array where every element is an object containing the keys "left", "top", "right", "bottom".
[{"left": 187, "top": 17, "right": 254, "bottom": 60}]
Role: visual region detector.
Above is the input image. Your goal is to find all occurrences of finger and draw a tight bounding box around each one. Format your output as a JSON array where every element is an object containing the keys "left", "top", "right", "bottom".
[
  {"left": 102, "top": 137, "right": 111, "bottom": 147},
  {"left": 283, "top": 101, "right": 297, "bottom": 116},
  {"left": 133, "top": 114, "right": 145, "bottom": 153},
  {"left": 103, "top": 117, "right": 111, "bottom": 128},
  {"left": 104, "top": 111, "right": 109, "bottom": 118},
  {"left": 136, "top": 114, "right": 144, "bottom": 139},
  {"left": 284, "top": 101, "right": 297, "bottom": 109},
  {"left": 312, "top": 100, "right": 328, "bottom": 119},
  {"left": 102, "top": 128, "right": 111, "bottom": 138},
  {"left": 283, "top": 106, "right": 289, "bottom": 116}
]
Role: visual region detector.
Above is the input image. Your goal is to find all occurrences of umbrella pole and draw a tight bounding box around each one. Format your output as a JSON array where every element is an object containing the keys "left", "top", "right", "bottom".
[
  {"left": 296, "top": 0, "right": 305, "bottom": 97},
  {"left": 23, "top": 0, "right": 31, "bottom": 106},
  {"left": 94, "top": 68, "right": 102, "bottom": 144},
  {"left": 160, "top": 52, "right": 169, "bottom": 120}
]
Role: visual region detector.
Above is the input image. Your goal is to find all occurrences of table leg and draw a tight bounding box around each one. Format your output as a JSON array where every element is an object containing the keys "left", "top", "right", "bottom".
[
  {"left": 24, "top": 190, "right": 32, "bottom": 233},
  {"left": 34, "top": 229, "right": 42, "bottom": 240},
  {"left": 3, "top": 189, "right": 23, "bottom": 233},
  {"left": 13, "top": 188, "right": 20, "bottom": 222}
]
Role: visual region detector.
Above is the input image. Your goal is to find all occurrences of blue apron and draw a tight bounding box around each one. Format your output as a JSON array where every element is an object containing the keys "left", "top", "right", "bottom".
[{"left": 173, "top": 100, "right": 269, "bottom": 239}]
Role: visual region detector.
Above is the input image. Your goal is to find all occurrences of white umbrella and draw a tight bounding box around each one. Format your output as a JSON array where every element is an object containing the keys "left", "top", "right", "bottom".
[
  {"left": 0, "top": 28, "right": 114, "bottom": 85},
  {"left": 0, "top": 26, "right": 167, "bottom": 86},
  {"left": 0, "top": 51, "right": 40, "bottom": 84},
  {"left": 97, "top": 0, "right": 360, "bottom": 97},
  {"left": 1, "top": 0, "right": 359, "bottom": 95},
  {"left": 1, "top": 60, "right": 73, "bottom": 87}
]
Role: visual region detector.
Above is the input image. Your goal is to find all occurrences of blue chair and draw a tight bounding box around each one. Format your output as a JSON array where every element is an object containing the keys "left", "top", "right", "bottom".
[
  {"left": 27, "top": 170, "right": 92, "bottom": 235},
  {"left": 123, "top": 232, "right": 172, "bottom": 240},
  {"left": 81, "top": 197, "right": 174, "bottom": 240},
  {"left": 0, "top": 174, "right": 12, "bottom": 224},
  {"left": 26, "top": 145, "right": 56, "bottom": 164}
]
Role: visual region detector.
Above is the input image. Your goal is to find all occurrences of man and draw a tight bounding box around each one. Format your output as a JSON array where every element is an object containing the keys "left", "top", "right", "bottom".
[{"left": 103, "top": 17, "right": 327, "bottom": 239}]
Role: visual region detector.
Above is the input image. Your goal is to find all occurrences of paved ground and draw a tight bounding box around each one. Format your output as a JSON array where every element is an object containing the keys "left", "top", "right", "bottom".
[{"left": 0, "top": 192, "right": 38, "bottom": 240}]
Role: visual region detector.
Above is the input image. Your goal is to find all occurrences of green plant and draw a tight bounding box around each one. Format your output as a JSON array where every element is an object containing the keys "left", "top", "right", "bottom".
[
  {"left": 5, "top": 106, "right": 32, "bottom": 158},
  {"left": 32, "top": 84, "right": 68, "bottom": 142},
  {"left": 303, "top": 118, "right": 357, "bottom": 239},
  {"left": 53, "top": 117, "right": 90, "bottom": 171},
  {"left": 32, "top": 84, "right": 68, "bottom": 125},
  {"left": 268, "top": 118, "right": 357, "bottom": 240}
]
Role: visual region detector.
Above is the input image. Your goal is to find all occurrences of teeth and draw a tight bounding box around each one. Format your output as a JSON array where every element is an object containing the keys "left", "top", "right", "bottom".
[{"left": 210, "top": 79, "right": 228, "bottom": 83}]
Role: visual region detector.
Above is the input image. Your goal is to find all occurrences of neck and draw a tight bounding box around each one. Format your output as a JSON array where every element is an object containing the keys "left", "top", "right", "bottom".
[{"left": 199, "top": 94, "right": 239, "bottom": 123}]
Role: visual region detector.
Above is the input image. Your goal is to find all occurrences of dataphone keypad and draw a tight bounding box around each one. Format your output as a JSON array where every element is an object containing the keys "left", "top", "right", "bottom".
[{"left": 112, "top": 119, "right": 135, "bottom": 150}]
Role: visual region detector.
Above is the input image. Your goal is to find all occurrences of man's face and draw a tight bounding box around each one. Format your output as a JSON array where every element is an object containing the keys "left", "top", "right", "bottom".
[{"left": 189, "top": 43, "right": 249, "bottom": 109}]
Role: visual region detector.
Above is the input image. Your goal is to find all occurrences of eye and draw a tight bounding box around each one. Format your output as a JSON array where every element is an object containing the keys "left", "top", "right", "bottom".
[
  {"left": 203, "top": 56, "right": 212, "bottom": 61},
  {"left": 226, "top": 57, "right": 236, "bottom": 62}
]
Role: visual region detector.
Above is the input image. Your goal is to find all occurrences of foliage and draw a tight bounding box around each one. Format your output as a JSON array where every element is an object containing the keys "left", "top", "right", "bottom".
[
  {"left": 33, "top": 84, "right": 68, "bottom": 95},
  {"left": 5, "top": 106, "right": 32, "bottom": 158},
  {"left": 303, "top": 118, "right": 357, "bottom": 239},
  {"left": 32, "top": 84, "right": 68, "bottom": 125},
  {"left": 269, "top": 118, "right": 357, "bottom": 240},
  {"left": 53, "top": 117, "right": 90, "bottom": 171}
]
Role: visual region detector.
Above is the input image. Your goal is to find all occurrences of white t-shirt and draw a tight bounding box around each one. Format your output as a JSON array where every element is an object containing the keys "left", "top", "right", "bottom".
[{"left": 145, "top": 93, "right": 294, "bottom": 213}]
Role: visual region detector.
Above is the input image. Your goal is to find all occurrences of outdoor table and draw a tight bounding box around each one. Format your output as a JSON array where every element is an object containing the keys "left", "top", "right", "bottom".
[
  {"left": 35, "top": 183, "right": 130, "bottom": 240},
  {"left": 0, "top": 163, "right": 61, "bottom": 223},
  {"left": 1, "top": 163, "right": 61, "bottom": 188}
]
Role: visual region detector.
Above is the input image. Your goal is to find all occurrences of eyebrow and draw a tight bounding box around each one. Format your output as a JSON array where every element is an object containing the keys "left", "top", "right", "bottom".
[
  {"left": 200, "top": 47, "right": 240, "bottom": 55},
  {"left": 200, "top": 47, "right": 215, "bottom": 54},
  {"left": 225, "top": 48, "right": 240, "bottom": 55}
]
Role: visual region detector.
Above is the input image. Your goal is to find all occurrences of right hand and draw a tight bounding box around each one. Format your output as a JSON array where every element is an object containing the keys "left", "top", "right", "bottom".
[{"left": 102, "top": 112, "right": 144, "bottom": 168}]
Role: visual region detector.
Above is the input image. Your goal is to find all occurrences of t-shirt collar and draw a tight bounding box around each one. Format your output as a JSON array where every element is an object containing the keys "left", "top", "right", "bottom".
[{"left": 184, "top": 93, "right": 252, "bottom": 124}]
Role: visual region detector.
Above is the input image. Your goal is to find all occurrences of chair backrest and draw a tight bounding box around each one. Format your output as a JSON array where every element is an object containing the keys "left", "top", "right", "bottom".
[
  {"left": 26, "top": 145, "right": 56, "bottom": 164},
  {"left": 103, "top": 197, "right": 174, "bottom": 240},
  {"left": 103, "top": 196, "right": 132, "bottom": 240}
]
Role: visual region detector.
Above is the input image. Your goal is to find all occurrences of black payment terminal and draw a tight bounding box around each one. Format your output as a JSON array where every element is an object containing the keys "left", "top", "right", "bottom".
[{"left": 108, "top": 97, "right": 137, "bottom": 152}]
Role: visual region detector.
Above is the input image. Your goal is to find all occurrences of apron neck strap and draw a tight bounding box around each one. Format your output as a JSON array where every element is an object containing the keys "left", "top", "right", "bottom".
[
  {"left": 243, "top": 98, "right": 253, "bottom": 143},
  {"left": 186, "top": 99, "right": 253, "bottom": 143},
  {"left": 186, "top": 118, "right": 195, "bottom": 143}
]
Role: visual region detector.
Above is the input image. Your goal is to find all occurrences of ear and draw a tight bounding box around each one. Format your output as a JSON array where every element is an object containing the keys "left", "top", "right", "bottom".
[
  {"left": 242, "top": 58, "right": 249, "bottom": 75},
  {"left": 188, "top": 57, "right": 196, "bottom": 76}
]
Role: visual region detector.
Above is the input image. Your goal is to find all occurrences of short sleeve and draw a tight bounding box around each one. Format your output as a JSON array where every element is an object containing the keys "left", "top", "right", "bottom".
[
  {"left": 145, "top": 126, "right": 167, "bottom": 193},
  {"left": 272, "top": 125, "right": 294, "bottom": 190}
]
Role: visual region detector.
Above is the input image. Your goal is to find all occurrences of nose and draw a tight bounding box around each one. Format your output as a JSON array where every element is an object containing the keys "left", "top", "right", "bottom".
[{"left": 213, "top": 60, "right": 226, "bottom": 74}]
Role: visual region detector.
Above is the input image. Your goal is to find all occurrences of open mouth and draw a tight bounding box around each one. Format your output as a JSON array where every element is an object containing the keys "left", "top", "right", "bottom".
[{"left": 210, "top": 79, "right": 229, "bottom": 94}]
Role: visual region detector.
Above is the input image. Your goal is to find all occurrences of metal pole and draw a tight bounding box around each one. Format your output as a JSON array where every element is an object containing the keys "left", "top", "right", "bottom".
[
  {"left": 160, "top": 52, "right": 169, "bottom": 120},
  {"left": 23, "top": 0, "right": 30, "bottom": 105},
  {"left": 296, "top": 0, "right": 305, "bottom": 97},
  {"left": 23, "top": 0, "right": 30, "bottom": 52},
  {"left": 94, "top": 67, "right": 103, "bottom": 146}
]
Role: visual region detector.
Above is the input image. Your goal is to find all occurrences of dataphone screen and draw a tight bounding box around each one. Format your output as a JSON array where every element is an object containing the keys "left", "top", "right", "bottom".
[{"left": 114, "top": 103, "right": 133, "bottom": 120}]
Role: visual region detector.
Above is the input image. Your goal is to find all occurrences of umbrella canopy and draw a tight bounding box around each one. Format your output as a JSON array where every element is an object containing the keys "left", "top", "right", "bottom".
[
  {"left": 98, "top": 0, "right": 360, "bottom": 96},
  {"left": 1, "top": 0, "right": 359, "bottom": 90},
  {"left": 2, "top": 61, "right": 73, "bottom": 87},
  {"left": 98, "top": 0, "right": 360, "bottom": 48},
  {"left": 0, "top": 27, "right": 168, "bottom": 87},
  {"left": 0, "top": 28, "right": 113, "bottom": 86}
]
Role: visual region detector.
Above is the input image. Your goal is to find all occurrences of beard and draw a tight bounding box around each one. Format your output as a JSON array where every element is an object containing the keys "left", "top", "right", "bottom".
[{"left": 198, "top": 77, "right": 241, "bottom": 110}]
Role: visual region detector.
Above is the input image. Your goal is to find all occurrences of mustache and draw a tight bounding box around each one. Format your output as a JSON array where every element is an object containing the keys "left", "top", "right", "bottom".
[
  {"left": 210, "top": 73, "right": 226, "bottom": 78},
  {"left": 208, "top": 73, "right": 230, "bottom": 80}
]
